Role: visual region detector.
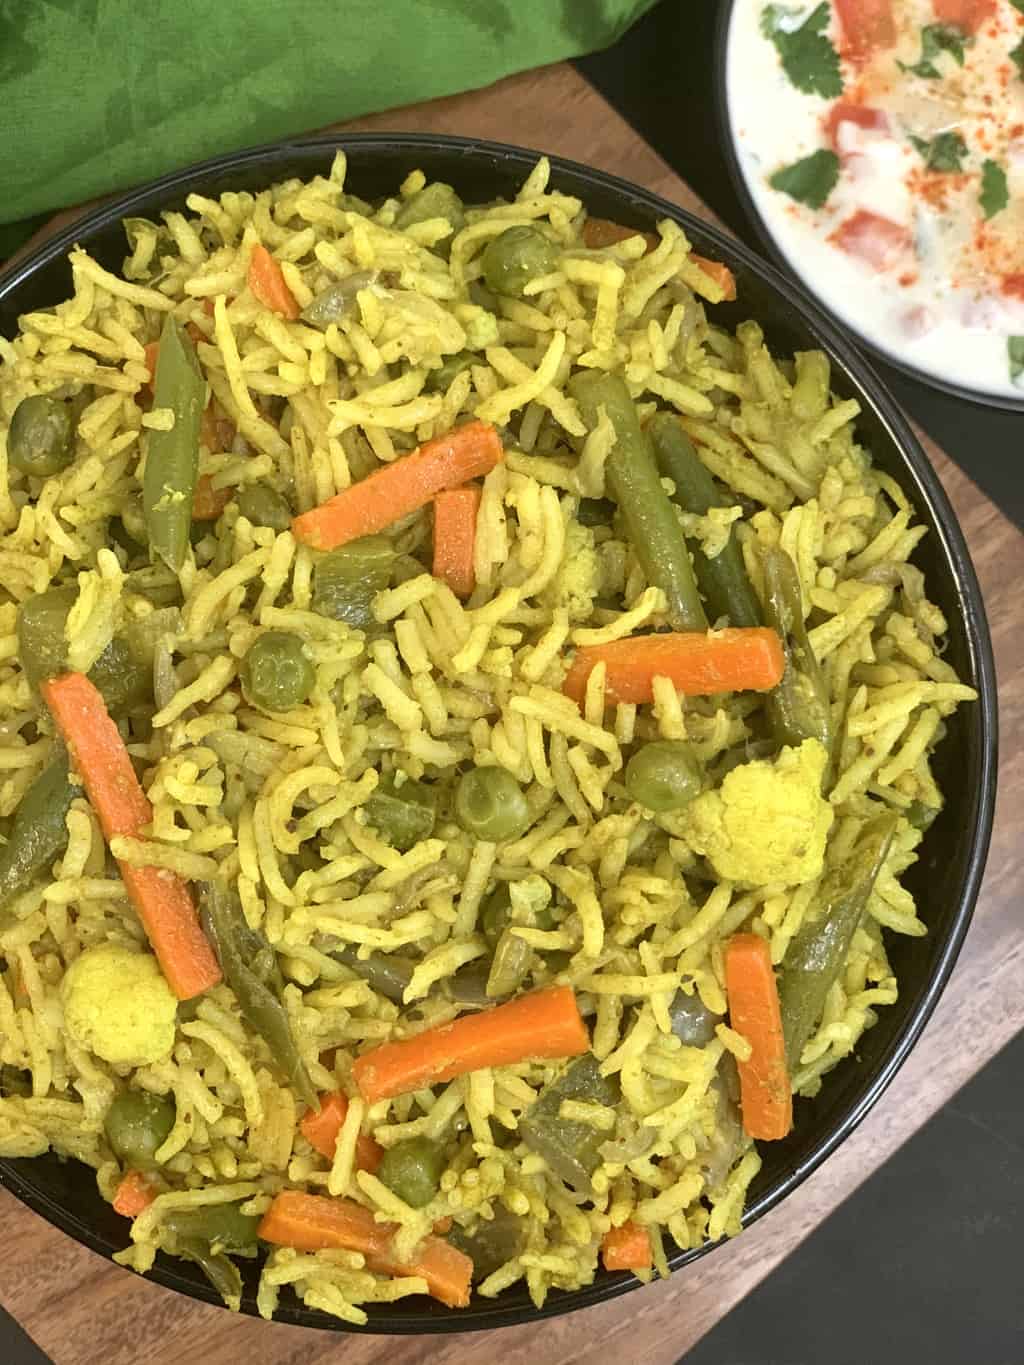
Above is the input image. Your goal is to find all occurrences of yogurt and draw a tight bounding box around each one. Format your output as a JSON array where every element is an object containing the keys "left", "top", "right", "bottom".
[{"left": 726, "top": 0, "right": 1024, "bottom": 402}]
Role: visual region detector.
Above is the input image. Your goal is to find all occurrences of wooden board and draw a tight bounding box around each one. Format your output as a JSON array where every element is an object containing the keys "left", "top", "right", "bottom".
[{"left": 1, "top": 62, "right": 1021, "bottom": 1365}]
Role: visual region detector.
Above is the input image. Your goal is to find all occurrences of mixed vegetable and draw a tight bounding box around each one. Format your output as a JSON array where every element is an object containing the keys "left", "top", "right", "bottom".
[{"left": 0, "top": 183, "right": 937, "bottom": 1316}]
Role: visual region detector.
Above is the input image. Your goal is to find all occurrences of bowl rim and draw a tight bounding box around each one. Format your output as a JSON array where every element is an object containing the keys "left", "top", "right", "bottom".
[
  {"left": 713, "top": 0, "right": 1024, "bottom": 415},
  {"left": 0, "top": 130, "right": 999, "bottom": 1334}
]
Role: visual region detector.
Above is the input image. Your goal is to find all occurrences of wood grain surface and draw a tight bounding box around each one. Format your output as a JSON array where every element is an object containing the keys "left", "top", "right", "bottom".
[{"left": 1, "top": 63, "right": 1020, "bottom": 1365}]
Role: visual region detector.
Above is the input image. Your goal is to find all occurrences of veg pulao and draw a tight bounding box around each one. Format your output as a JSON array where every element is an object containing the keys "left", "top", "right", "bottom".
[{"left": 0, "top": 154, "right": 976, "bottom": 1323}]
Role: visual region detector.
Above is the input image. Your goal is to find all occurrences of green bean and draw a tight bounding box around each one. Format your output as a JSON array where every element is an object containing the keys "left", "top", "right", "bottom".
[
  {"left": 200, "top": 882, "right": 316, "bottom": 1107},
  {"left": 667, "top": 989, "right": 721, "bottom": 1046},
  {"left": 624, "top": 740, "right": 702, "bottom": 813},
  {"left": 481, "top": 226, "right": 559, "bottom": 298},
  {"left": 312, "top": 535, "right": 397, "bottom": 630},
  {"left": 104, "top": 1090, "right": 177, "bottom": 1171},
  {"left": 8, "top": 394, "right": 74, "bottom": 477},
  {"left": 423, "top": 350, "right": 476, "bottom": 394},
  {"left": 162, "top": 1201, "right": 262, "bottom": 1254},
  {"left": 393, "top": 182, "right": 465, "bottom": 236},
  {"left": 778, "top": 815, "right": 898, "bottom": 1070},
  {"left": 236, "top": 481, "right": 292, "bottom": 532},
  {"left": 300, "top": 272, "right": 375, "bottom": 329},
  {"left": 568, "top": 373, "right": 708, "bottom": 632},
  {"left": 519, "top": 1053, "right": 621, "bottom": 1195},
  {"left": 143, "top": 315, "right": 206, "bottom": 570},
  {"left": 760, "top": 546, "right": 834, "bottom": 762},
  {"left": 376, "top": 1136, "right": 446, "bottom": 1208},
  {"left": 0, "top": 751, "right": 75, "bottom": 916},
  {"left": 241, "top": 631, "right": 315, "bottom": 712},
  {"left": 448, "top": 1206, "right": 527, "bottom": 1281},
  {"left": 17, "top": 586, "right": 76, "bottom": 689},
  {"left": 479, "top": 883, "right": 513, "bottom": 949},
  {"left": 648, "top": 413, "right": 762, "bottom": 628},
  {"left": 454, "top": 766, "right": 531, "bottom": 842},
  {"left": 447, "top": 959, "right": 492, "bottom": 1009},
  {"left": 485, "top": 927, "right": 532, "bottom": 998},
  {"left": 362, "top": 775, "right": 436, "bottom": 851},
  {"left": 326, "top": 945, "right": 414, "bottom": 1004}
]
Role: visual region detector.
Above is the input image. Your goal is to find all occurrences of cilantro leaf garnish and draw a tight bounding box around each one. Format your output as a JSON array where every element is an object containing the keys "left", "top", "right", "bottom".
[
  {"left": 979, "top": 160, "right": 1009, "bottom": 219},
  {"left": 1012, "top": 37, "right": 1024, "bottom": 79},
  {"left": 761, "top": 3, "right": 843, "bottom": 98},
  {"left": 910, "top": 130, "right": 968, "bottom": 172},
  {"left": 1009, "top": 338, "right": 1024, "bottom": 387},
  {"left": 769, "top": 149, "right": 841, "bottom": 208},
  {"left": 899, "top": 24, "right": 967, "bottom": 78}
]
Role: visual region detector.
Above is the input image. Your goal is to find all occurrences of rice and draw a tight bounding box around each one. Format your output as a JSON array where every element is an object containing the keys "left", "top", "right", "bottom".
[{"left": 0, "top": 153, "right": 976, "bottom": 1323}]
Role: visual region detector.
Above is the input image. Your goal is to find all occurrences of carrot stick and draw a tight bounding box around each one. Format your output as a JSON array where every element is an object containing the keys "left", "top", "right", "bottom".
[
  {"left": 258, "top": 1190, "right": 473, "bottom": 1308},
  {"left": 432, "top": 487, "right": 481, "bottom": 598},
  {"left": 724, "top": 933, "right": 792, "bottom": 1141},
  {"left": 112, "top": 1170, "right": 157, "bottom": 1218},
  {"left": 601, "top": 1221, "right": 652, "bottom": 1272},
  {"left": 292, "top": 421, "right": 504, "bottom": 552},
  {"left": 562, "top": 628, "right": 785, "bottom": 706},
  {"left": 690, "top": 254, "right": 737, "bottom": 302},
  {"left": 248, "top": 243, "right": 300, "bottom": 320},
  {"left": 143, "top": 341, "right": 160, "bottom": 382},
  {"left": 353, "top": 985, "right": 589, "bottom": 1105},
  {"left": 41, "top": 673, "right": 221, "bottom": 1000},
  {"left": 300, "top": 1091, "right": 384, "bottom": 1173}
]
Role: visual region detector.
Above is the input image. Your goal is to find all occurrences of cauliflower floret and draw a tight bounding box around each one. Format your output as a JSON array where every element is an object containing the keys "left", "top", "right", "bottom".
[
  {"left": 682, "top": 739, "right": 833, "bottom": 887},
  {"left": 61, "top": 944, "right": 176, "bottom": 1068},
  {"left": 544, "top": 520, "right": 601, "bottom": 622}
]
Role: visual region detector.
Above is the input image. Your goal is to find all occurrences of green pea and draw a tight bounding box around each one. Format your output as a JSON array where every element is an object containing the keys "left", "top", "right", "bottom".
[
  {"left": 455, "top": 766, "right": 531, "bottom": 842},
  {"left": 8, "top": 394, "right": 73, "bottom": 477},
  {"left": 236, "top": 482, "right": 292, "bottom": 532},
  {"left": 625, "top": 741, "right": 702, "bottom": 813},
  {"left": 241, "top": 631, "right": 315, "bottom": 711},
  {"left": 104, "top": 1090, "right": 176, "bottom": 1170},
  {"left": 393, "top": 182, "right": 465, "bottom": 235},
  {"left": 423, "top": 350, "right": 476, "bottom": 394},
  {"left": 376, "top": 1136, "right": 446, "bottom": 1209},
  {"left": 481, "top": 226, "right": 559, "bottom": 298}
]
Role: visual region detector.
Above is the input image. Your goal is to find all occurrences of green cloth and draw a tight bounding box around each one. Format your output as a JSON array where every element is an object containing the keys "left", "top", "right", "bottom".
[{"left": 0, "top": 0, "right": 657, "bottom": 255}]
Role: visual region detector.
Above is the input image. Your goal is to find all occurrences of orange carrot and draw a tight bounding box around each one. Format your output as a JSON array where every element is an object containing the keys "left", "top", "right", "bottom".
[
  {"left": 724, "top": 934, "right": 792, "bottom": 1141},
  {"left": 562, "top": 628, "right": 785, "bottom": 706},
  {"left": 248, "top": 243, "right": 300, "bottom": 320},
  {"left": 353, "top": 985, "right": 589, "bottom": 1106},
  {"left": 291, "top": 421, "right": 504, "bottom": 552},
  {"left": 432, "top": 486, "right": 481, "bottom": 598},
  {"left": 258, "top": 1191, "right": 473, "bottom": 1308},
  {"left": 581, "top": 217, "right": 660, "bottom": 253},
  {"left": 690, "top": 254, "right": 737, "bottom": 302},
  {"left": 300, "top": 1091, "right": 384, "bottom": 1174},
  {"left": 192, "top": 473, "right": 233, "bottom": 522},
  {"left": 112, "top": 1170, "right": 156, "bottom": 1218},
  {"left": 601, "top": 1221, "right": 652, "bottom": 1272},
  {"left": 40, "top": 673, "right": 221, "bottom": 1001}
]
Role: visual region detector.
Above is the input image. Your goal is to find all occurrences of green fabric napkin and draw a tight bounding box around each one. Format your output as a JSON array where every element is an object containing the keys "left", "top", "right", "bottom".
[{"left": 0, "top": 0, "right": 658, "bottom": 256}]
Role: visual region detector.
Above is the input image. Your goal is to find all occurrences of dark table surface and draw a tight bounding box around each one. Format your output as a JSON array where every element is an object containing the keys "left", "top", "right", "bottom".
[{"left": 578, "top": 0, "right": 1023, "bottom": 530}]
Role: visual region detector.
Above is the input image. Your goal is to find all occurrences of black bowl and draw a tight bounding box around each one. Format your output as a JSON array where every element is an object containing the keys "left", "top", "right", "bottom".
[
  {"left": 713, "top": 1, "right": 1024, "bottom": 415},
  {"left": 0, "top": 133, "right": 998, "bottom": 1332}
]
